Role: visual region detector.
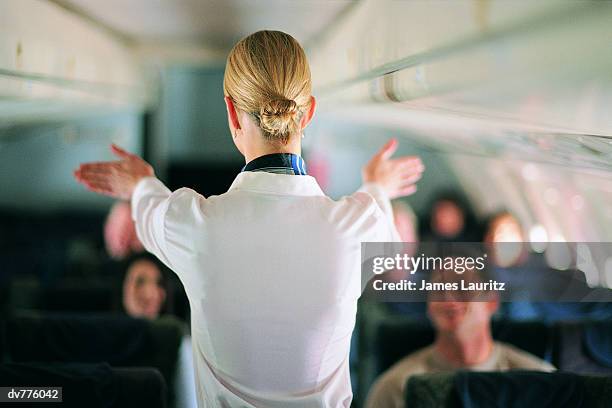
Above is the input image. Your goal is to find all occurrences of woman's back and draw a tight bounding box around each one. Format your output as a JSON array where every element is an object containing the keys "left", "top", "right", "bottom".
[{"left": 133, "top": 171, "right": 396, "bottom": 406}]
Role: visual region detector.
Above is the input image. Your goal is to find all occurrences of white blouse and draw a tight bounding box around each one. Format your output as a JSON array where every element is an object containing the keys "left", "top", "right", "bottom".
[{"left": 132, "top": 171, "right": 398, "bottom": 407}]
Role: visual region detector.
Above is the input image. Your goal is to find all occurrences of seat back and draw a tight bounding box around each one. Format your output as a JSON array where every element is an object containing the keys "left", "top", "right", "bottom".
[
  {"left": 8, "top": 279, "right": 115, "bottom": 314},
  {"left": 553, "top": 320, "right": 612, "bottom": 374},
  {"left": 5, "top": 314, "right": 182, "bottom": 406},
  {"left": 405, "top": 371, "right": 612, "bottom": 408},
  {"left": 0, "top": 362, "right": 167, "bottom": 408}
]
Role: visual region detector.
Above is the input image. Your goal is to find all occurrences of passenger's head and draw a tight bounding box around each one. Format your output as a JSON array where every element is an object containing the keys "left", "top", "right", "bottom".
[
  {"left": 223, "top": 30, "right": 316, "bottom": 152},
  {"left": 122, "top": 253, "right": 167, "bottom": 319},
  {"left": 393, "top": 201, "right": 419, "bottom": 244},
  {"left": 104, "top": 201, "right": 143, "bottom": 260},
  {"left": 427, "top": 256, "right": 498, "bottom": 336},
  {"left": 483, "top": 211, "right": 524, "bottom": 243},
  {"left": 483, "top": 211, "right": 527, "bottom": 267},
  {"left": 428, "top": 192, "right": 471, "bottom": 239}
]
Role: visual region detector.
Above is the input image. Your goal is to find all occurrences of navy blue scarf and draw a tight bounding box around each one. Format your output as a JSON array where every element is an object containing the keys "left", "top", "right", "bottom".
[{"left": 242, "top": 153, "right": 307, "bottom": 175}]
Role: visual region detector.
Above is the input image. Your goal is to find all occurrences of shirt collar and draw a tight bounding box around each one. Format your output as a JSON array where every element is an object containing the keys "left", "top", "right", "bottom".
[
  {"left": 242, "top": 153, "right": 307, "bottom": 175},
  {"left": 228, "top": 171, "right": 324, "bottom": 197}
]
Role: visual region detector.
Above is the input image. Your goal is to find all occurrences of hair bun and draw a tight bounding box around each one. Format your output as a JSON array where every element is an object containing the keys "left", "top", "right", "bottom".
[{"left": 259, "top": 98, "right": 299, "bottom": 137}]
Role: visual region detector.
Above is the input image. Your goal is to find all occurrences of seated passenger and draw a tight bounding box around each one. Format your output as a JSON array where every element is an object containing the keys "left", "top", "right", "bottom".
[
  {"left": 365, "top": 263, "right": 554, "bottom": 408},
  {"left": 483, "top": 210, "right": 528, "bottom": 268},
  {"left": 422, "top": 191, "right": 479, "bottom": 242},
  {"left": 121, "top": 253, "right": 197, "bottom": 405},
  {"left": 121, "top": 253, "right": 168, "bottom": 319},
  {"left": 104, "top": 201, "right": 143, "bottom": 259}
]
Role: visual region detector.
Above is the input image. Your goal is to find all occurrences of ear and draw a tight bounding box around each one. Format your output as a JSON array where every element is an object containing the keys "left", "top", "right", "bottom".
[
  {"left": 225, "top": 96, "right": 241, "bottom": 130},
  {"left": 300, "top": 96, "right": 317, "bottom": 130}
]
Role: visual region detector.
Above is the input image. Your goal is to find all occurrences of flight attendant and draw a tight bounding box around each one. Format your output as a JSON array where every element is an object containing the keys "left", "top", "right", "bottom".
[{"left": 74, "top": 30, "right": 424, "bottom": 407}]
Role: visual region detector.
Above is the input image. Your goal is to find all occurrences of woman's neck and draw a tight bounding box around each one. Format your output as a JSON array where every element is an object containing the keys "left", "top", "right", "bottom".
[{"left": 243, "top": 136, "right": 302, "bottom": 164}]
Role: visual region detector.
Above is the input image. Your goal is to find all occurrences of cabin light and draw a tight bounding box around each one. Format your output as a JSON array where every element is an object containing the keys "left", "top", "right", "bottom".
[
  {"left": 529, "top": 224, "right": 548, "bottom": 253},
  {"left": 571, "top": 194, "right": 584, "bottom": 211},
  {"left": 544, "top": 187, "right": 559, "bottom": 206}
]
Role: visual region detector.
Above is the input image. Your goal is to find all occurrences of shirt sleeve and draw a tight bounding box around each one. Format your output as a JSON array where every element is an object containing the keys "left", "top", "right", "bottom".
[
  {"left": 357, "top": 182, "right": 400, "bottom": 242},
  {"left": 355, "top": 183, "right": 402, "bottom": 292},
  {"left": 131, "top": 176, "right": 174, "bottom": 269}
]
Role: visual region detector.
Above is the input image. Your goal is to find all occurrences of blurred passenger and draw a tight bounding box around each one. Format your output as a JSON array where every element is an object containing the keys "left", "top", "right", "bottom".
[
  {"left": 121, "top": 253, "right": 167, "bottom": 319},
  {"left": 120, "top": 253, "right": 197, "bottom": 406},
  {"left": 423, "top": 191, "right": 478, "bottom": 242},
  {"left": 393, "top": 201, "right": 419, "bottom": 244},
  {"left": 483, "top": 213, "right": 612, "bottom": 322},
  {"left": 104, "top": 201, "right": 143, "bottom": 259},
  {"left": 365, "top": 262, "right": 554, "bottom": 408},
  {"left": 483, "top": 211, "right": 528, "bottom": 268}
]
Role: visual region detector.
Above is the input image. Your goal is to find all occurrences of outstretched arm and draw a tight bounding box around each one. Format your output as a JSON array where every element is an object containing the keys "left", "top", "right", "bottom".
[
  {"left": 74, "top": 145, "right": 175, "bottom": 269},
  {"left": 358, "top": 139, "right": 424, "bottom": 290},
  {"left": 73, "top": 144, "right": 154, "bottom": 200}
]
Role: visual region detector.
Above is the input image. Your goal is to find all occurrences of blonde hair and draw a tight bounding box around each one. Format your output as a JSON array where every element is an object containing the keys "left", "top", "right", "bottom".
[{"left": 223, "top": 30, "right": 312, "bottom": 145}]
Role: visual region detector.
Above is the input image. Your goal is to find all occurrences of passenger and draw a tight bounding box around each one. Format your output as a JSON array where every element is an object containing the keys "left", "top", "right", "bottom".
[
  {"left": 120, "top": 253, "right": 197, "bottom": 407},
  {"left": 481, "top": 211, "right": 541, "bottom": 320},
  {"left": 365, "top": 262, "right": 554, "bottom": 408},
  {"left": 482, "top": 211, "right": 525, "bottom": 244},
  {"left": 482, "top": 211, "right": 528, "bottom": 268},
  {"left": 483, "top": 212, "right": 612, "bottom": 322},
  {"left": 120, "top": 253, "right": 168, "bottom": 319},
  {"left": 422, "top": 191, "right": 478, "bottom": 242},
  {"left": 393, "top": 201, "right": 419, "bottom": 245},
  {"left": 104, "top": 201, "right": 143, "bottom": 259}
]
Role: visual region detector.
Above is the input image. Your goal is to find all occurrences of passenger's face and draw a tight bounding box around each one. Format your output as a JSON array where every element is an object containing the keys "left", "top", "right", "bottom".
[
  {"left": 428, "top": 300, "right": 493, "bottom": 333},
  {"left": 427, "top": 269, "right": 497, "bottom": 334},
  {"left": 486, "top": 214, "right": 523, "bottom": 243},
  {"left": 432, "top": 201, "right": 464, "bottom": 238},
  {"left": 123, "top": 260, "right": 166, "bottom": 319},
  {"left": 485, "top": 214, "right": 525, "bottom": 267}
]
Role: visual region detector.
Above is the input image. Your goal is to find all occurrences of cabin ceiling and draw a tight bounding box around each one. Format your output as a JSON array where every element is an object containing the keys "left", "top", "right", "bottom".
[{"left": 56, "top": 0, "right": 355, "bottom": 51}]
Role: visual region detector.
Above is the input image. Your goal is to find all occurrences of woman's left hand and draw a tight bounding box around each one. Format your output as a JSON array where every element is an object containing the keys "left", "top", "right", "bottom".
[{"left": 74, "top": 144, "right": 154, "bottom": 200}]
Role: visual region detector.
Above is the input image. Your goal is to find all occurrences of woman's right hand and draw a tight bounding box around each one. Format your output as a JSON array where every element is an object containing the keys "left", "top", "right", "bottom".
[
  {"left": 362, "top": 139, "right": 424, "bottom": 199},
  {"left": 74, "top": 144, "right": 154, "bottom": 200}
]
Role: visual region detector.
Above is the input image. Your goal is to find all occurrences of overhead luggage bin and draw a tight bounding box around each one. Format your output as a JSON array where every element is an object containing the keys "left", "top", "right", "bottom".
[
  {"left": 0, "top": 0, "right": 150, "bottom": 126},
  {"left": 309, "top": 0, "right": 612, "bottom": 137}
]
